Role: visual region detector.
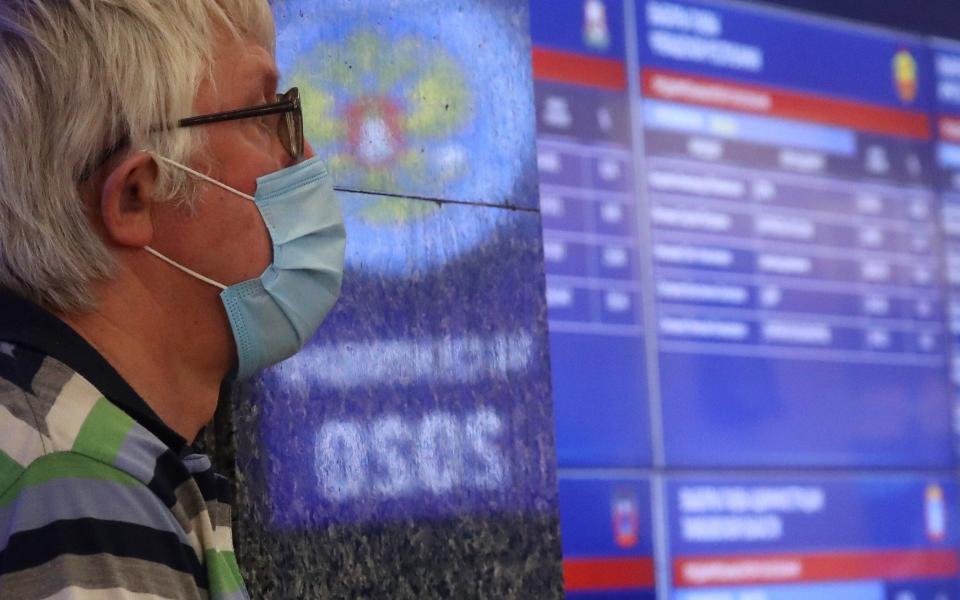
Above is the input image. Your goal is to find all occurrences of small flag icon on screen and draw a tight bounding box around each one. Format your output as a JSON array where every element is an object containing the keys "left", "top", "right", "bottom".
[{"left": 612, "top": 489, "right": 640, "bottom": 549}]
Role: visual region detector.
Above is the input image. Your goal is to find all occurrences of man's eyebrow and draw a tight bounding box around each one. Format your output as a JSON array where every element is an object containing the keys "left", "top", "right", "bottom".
[{"left": 240, "top": 67, "right": 278, "bottom": 105}]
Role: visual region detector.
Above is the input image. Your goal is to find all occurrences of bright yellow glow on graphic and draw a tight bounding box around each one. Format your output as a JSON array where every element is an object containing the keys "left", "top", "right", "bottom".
[{"left": 893, "top": 49, "right": 918, "bottom": 103}]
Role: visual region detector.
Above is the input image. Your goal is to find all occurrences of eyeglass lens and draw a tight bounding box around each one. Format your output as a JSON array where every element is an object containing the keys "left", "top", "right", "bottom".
[{"left": 278, "top": 88, "right": 303, "bottom": 161}]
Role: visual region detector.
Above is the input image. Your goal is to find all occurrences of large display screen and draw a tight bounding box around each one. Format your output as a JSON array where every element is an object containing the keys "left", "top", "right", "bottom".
[
  {"left": 639, "top": 0, "right": 948, "bottom": 470},
  {"left": 533, "top": 0, "right": 960, "bottom": 597},
  {"left": 248, "top": 0, "right": 554, "bottom": 528}
]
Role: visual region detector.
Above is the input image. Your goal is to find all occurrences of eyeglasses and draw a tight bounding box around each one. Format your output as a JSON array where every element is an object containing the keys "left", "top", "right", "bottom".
[
  {"left": 80, "top": 87, "right": 304, "bottom": 181},
  {"left": 176, "top": 87, "right": 303, "bottom": 161}
]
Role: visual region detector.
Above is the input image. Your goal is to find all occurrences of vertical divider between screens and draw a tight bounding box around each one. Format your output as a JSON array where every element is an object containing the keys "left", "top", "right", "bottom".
[
  {"left": 623, "top": 0, "right": 664, "bottom": 473},
  {"left": 927, "top": 41, "right": 958, "bottom": 480},
  {"left": 624, "top": 0, "right": 673, "bottom": 594},
  {"left": 938, "top": 41, "right": 960, "bottom": 474},
  {"left": 651, "top": 473, "right": 672, "bottom": 596},
  {"left": 931, "top": 39, "right": 960, "bottom": 556},
  {"left": 934, "top": 114, "right": 960, "bottom": 473}
]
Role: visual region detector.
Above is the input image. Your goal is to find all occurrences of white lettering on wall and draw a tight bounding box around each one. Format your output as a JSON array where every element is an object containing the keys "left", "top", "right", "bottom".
[{"left": 314, "top": 408, "right": 511, "bottom": 502}]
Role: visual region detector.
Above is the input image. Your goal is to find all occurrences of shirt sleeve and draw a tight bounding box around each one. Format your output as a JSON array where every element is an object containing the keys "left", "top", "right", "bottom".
[{"left": 0, "top": 452, "right": 208, "bottom": 600}]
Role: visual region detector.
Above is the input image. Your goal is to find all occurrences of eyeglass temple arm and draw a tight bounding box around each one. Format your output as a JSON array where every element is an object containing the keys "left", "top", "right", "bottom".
[{"left": 175, "top": 100, "right": 297, "bottom": 128}]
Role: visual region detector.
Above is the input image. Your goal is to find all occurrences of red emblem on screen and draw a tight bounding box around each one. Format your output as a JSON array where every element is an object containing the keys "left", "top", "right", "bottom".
[
  {"left": 345, "top": 97, "right": 406, "bottom": 167},
  {"left": 611, "top": 490, "right": 640, "bottom": 549}
]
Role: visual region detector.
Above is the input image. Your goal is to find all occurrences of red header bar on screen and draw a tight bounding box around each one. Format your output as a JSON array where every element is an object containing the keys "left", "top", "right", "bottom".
[
  {"left": 643, "top": 68, "right": 932, "bottom": 140},
  {"left": 564, "top": 556, "right": 656, "bottom": 591},
  {"left": 532, "top": 47, "right": 627, "bottom": 91},
  {"left": 674, "top": 548, "right": 959, "bottom": 587}
]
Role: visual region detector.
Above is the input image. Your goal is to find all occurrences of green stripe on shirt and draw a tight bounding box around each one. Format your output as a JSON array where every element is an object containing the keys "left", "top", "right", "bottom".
[
  {"left": 0, "top": 452, "right": 139, "bottom": 508},
  {"left": 0, "top": 449, "right": 24, "bottom": 495},
  {"left": 205, "top": 550, "right": 245, "bottom": 597},
  {"left": 71, "top": 397, "right": 134, "bottom": 464}
]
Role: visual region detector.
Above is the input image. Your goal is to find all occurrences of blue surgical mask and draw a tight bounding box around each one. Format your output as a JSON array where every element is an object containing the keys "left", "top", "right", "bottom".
[{"left": 144, "top": 154, "right": 345, "bottom": 380}]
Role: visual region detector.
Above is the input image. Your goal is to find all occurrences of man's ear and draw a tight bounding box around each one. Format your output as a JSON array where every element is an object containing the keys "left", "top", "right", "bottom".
[{"left": 99, "top": 152, "right": 159, "bottom": 248}]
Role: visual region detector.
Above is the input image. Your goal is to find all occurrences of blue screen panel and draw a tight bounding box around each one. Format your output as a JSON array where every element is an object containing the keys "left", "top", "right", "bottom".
[
  {"left": 667, "top": 474, "right": 960, "bottom": 599},
  {"left": 560, "top": 477, "right": 656, "bottom": 599},
  {"left": 542, "top": 2, "right": 960, "bottom": 596},
  {"left": 636, "top": 0, "right": 954, "bottom": 468},
  {"left": 638, "top": 0, "right": 935, "bottom": 110}
]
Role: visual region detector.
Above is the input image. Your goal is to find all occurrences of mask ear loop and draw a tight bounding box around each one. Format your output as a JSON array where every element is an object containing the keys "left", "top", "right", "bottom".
[
  {"left": 143, "top": 246, "right": 228, "bottom": 291},
  {"left": 149, "top": 152, "right": 256, "bottom": 202}
]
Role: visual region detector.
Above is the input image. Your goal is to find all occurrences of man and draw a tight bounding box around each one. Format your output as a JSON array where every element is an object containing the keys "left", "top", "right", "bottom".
[{"left": 0, "top": 1, "right": 345, "bottom": 598}]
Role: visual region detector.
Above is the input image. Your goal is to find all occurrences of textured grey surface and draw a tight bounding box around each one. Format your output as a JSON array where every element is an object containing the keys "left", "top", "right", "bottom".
[
  {"left": 204, "top": 1, "right": 565, "bottom": 596},
  {"left": 232, "top": 496, "right": 562, "bottom": 599}
]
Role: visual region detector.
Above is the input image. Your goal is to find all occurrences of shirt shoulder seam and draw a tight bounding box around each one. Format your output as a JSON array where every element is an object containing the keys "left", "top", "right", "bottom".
[{"left": 0, "top": 449, "right": 149, "bottom": 502}]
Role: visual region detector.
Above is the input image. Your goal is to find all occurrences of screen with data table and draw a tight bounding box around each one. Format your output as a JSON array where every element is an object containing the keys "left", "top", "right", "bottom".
[{"left": 532, "top": 0, "right": 960, "bottom": 598}]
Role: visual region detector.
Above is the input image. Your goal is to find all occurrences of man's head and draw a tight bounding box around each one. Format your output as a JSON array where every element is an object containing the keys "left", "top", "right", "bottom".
[{"left": 0, "top": 0, "right": 278, "bottom": 313}]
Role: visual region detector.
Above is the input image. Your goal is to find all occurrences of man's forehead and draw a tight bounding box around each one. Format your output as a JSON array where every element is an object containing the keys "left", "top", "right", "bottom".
[
  {"left": 215, "top": 36, "right": 277, "bottom": 81},
  {"left": 241, "top": 45, "right": 279, "bottom": 85},
  {"left": 202, "top": 39, "right": 279, "bottom": 109}
]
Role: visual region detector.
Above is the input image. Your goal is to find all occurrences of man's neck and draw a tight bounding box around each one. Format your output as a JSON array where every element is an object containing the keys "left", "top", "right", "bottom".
[{"left": 58, "top": 275, "right": 230, "bottom": 443}]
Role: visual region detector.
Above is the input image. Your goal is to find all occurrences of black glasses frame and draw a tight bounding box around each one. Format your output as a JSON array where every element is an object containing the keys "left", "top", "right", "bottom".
[
  {"left": 176, "top": 87, "right": 303, "bottom": 161},
  {"left": 80, "top": 87, "right": 303, "bottom": 181}
]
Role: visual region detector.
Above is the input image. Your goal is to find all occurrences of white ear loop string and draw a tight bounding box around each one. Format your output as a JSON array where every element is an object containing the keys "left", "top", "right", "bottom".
[
  {"left": 150, "top": 152, "right": 255, "bottom": 202},
  {"left": 143, "top": 246, "right": 228, "bottom": 291}
]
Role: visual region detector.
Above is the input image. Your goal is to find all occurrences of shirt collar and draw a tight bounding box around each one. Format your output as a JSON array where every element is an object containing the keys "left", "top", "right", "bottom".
[{"left": 0, "top": 288, "right": 187, "bottom": 453}]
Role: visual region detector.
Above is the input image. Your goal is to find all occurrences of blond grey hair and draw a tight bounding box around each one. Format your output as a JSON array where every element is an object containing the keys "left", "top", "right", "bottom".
[{"left": 0, "top": 0, "right": 275, "bottom": 312}]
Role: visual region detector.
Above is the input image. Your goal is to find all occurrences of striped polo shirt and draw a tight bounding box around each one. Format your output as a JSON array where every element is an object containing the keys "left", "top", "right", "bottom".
[{"left": 0, "top": 290, "right": 249, "bottom": 599}]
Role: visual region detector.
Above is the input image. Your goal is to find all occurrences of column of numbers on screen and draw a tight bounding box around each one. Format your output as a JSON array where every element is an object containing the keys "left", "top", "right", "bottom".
[{"left": 536, "top": 82, "right": 643, "bottom": 337}]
